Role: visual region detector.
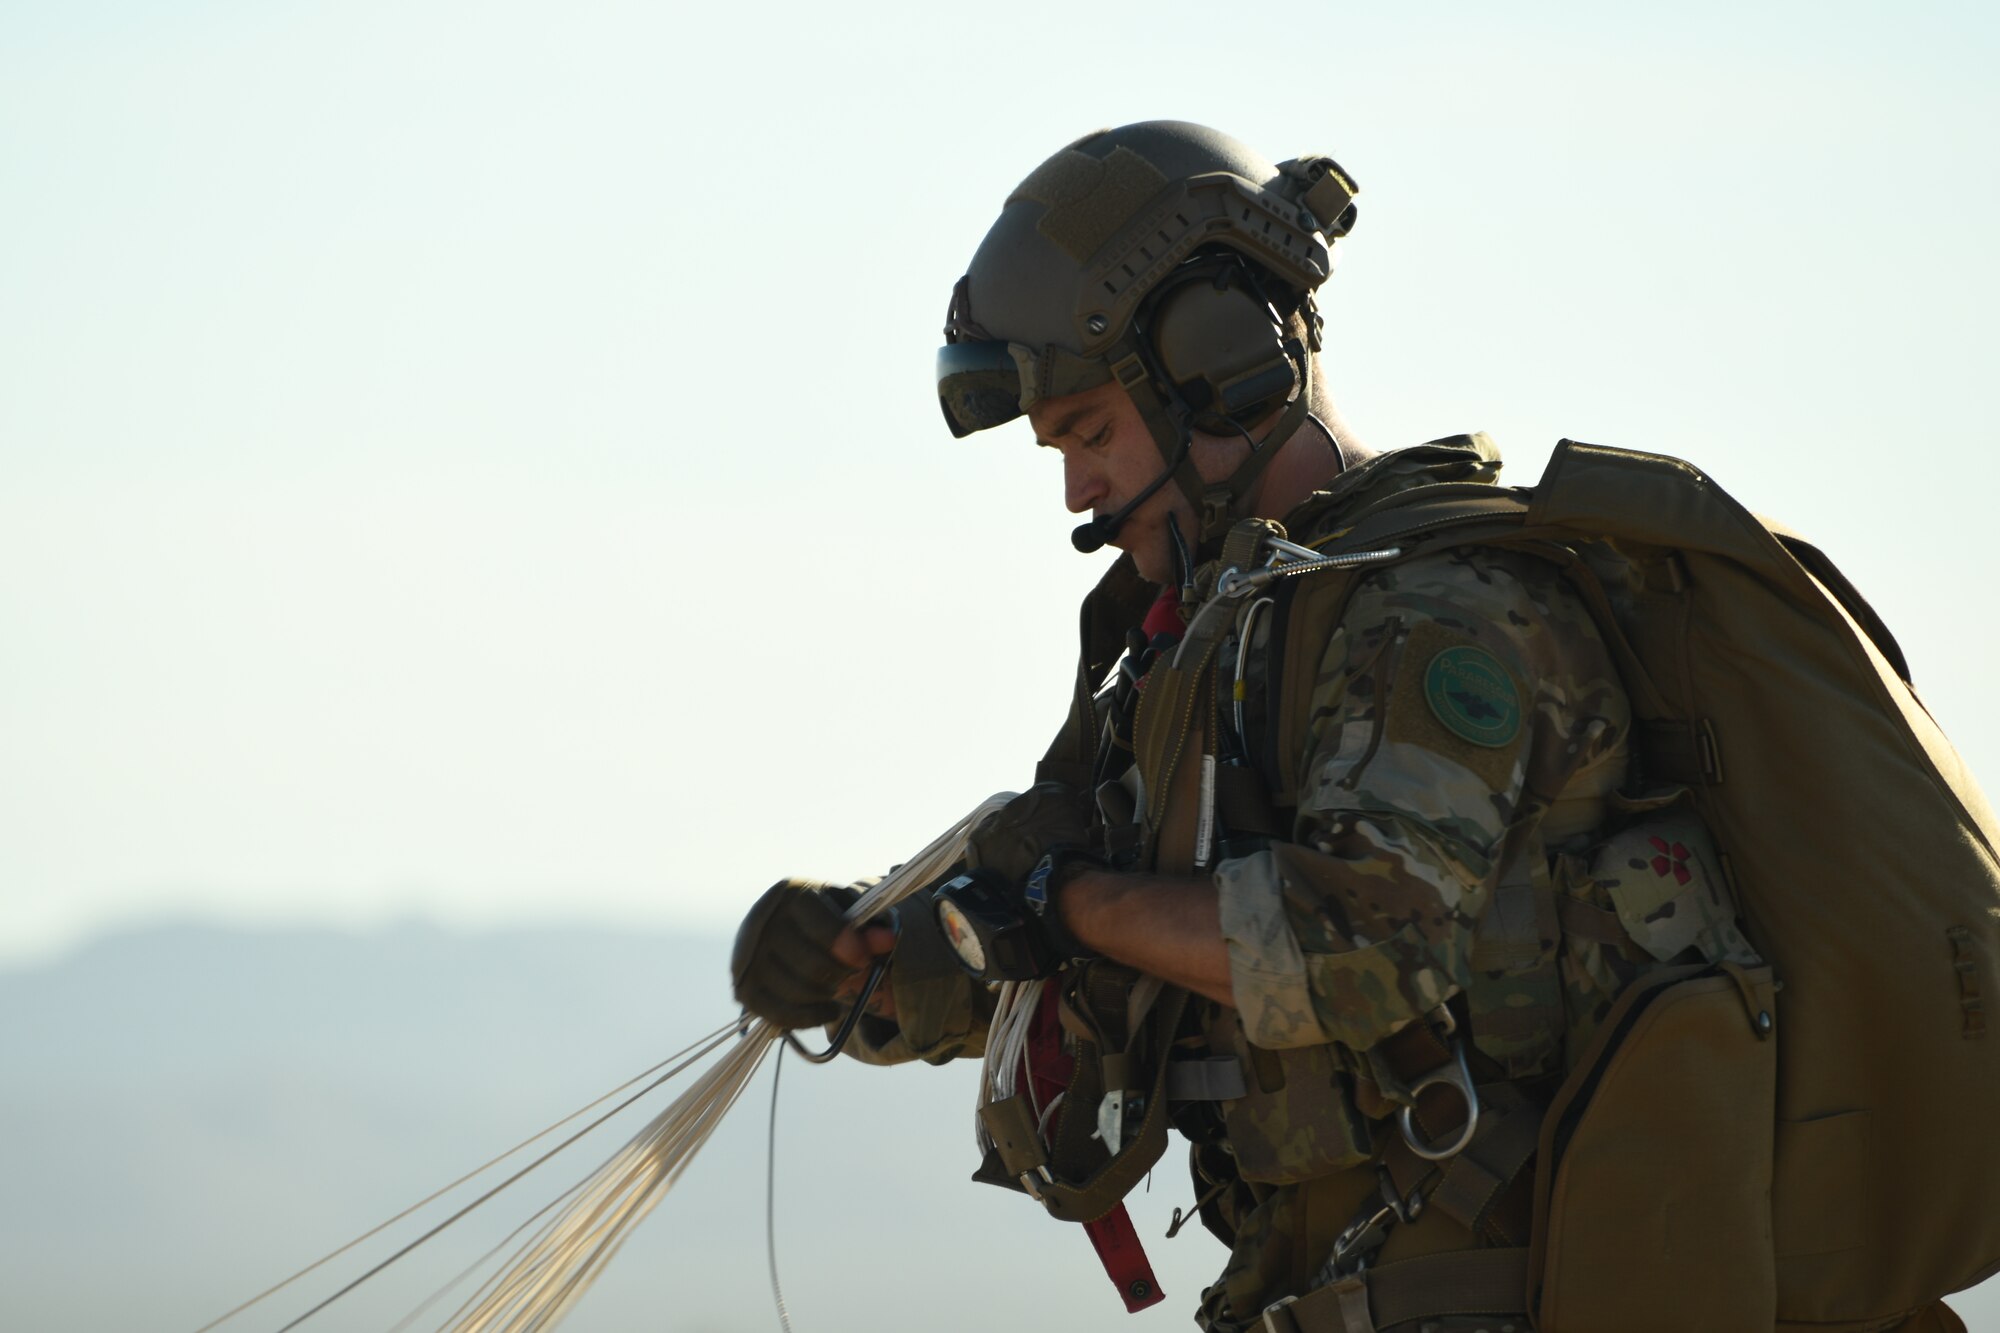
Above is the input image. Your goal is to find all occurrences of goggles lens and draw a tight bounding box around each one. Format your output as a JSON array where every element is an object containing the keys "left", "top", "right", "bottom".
[{"left": 936, "top": 340, "right": 1025, "bottom": 438}]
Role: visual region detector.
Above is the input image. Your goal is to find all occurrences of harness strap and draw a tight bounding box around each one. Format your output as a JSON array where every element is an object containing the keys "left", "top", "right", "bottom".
[
  {"left": 1420, "top": 1082, "right": 1543, "bottom": 1239},
  {"left": 1367, "top": 1079, "right": 1543, "bottom": 1247},
  {"left": 1263, "top": 1248, "right": 1533, "bottom": 1333},
  {"left": 1028, "top": 988, "right": 1192, "bottom": 1223},
  {"left": 1213, "top": 764, "right": 1285, "bottom": 838},
  {"left": 1165, "top": 1055, "right": 1249, "bottom": 1101}
]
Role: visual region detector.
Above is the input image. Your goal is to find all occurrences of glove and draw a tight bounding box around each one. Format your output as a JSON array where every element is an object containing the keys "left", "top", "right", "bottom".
[
  {"left": 961, "top": 782, "right": 1102, "bottom": 964},
  {"left": 965, "top": 782, "right": 1095, "bottom": 883},
  {"left": 730, "top": 879, "right": 862, "bottom": 1030}
]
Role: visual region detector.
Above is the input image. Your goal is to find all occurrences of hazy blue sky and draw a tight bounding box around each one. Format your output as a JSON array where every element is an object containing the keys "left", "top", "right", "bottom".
[{"left": 4, "top": 0, "right": 1997, "bottom": 961}]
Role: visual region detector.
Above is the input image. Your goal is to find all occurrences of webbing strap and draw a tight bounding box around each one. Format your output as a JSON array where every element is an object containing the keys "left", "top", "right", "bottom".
[
  {"left": 1165, "top": 1055, "right": 1249, "bottom": 1101},
  {"left": 1372, "top": 1080, "right": 1543, "bottom": 1244},
  {"left": 1266, "top": 1248, "right": 1532, "bottom": 1333},
  {"left": 1424, "top": 1083, "right": 1542, "bottom": 1238},
  {"left": 1083, "top": 1205, "right": 1168, "bottom": 1313},
  {"left": 1027, "top": 988, "right": 1191, "bottom": 1223},
  {"left": 1200, "top": 390, "right": 1313, "bottom": 543}
]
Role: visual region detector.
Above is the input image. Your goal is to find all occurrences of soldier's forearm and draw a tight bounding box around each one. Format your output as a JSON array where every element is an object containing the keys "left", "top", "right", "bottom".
[{"left": 1060, "top": 870, "right": 1236, "bottom": 1007}]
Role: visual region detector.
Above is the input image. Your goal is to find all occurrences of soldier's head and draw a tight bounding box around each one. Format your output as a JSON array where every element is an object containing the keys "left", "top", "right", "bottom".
[{"left": 937, "top": 121, "right": 1360, "bottom": 583}]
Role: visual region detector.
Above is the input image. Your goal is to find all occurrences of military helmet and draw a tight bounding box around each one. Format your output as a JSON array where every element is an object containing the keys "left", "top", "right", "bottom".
[{"left": 937, "top": 121, "right": 1358, "bottom": 543}]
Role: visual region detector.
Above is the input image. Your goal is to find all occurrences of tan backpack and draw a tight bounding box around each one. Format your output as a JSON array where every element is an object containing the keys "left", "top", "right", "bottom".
[{"left": 1319, "top": 440, "right": 2000, "bottom": 1330}]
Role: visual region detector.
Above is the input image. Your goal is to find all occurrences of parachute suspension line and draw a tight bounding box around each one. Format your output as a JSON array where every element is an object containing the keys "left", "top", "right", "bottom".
[
  {"left": 268, "top": 1023, "right": 745, "bottom": 1333},
  {"left": 977, "top": 977, "right": 1046, "bottom": 1155},
  {"left": 192, "top": 1019, "right": 743, "bottom": 1333},
  {"left": 386, "top": 1166, "right": 594, "bottom": 1333},
  {"left": 440, "top": 1028, "right": 779, "bottom": 1331},
  {"left": 433, "top": 793, "right": 1017, "bottom": 1333},
  {"left": 766, "top": 1041, "right": 796, "bottom": 1333}
]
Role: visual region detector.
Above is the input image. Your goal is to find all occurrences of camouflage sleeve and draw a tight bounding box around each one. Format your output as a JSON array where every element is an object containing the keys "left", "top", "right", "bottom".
[
  {"left": 1216, "top": 547, "right": 1629, "bottom": 1051},
  {"left": 837, "top": 885, "right": 995, "bottom": 1066}
]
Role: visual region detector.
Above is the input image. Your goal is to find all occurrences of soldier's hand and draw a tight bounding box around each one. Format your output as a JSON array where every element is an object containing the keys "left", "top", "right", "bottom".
[
  {"left": 955, "top": 783, "right": 1102, "bottom": 969},
  {"left": 731, "top": 879, "right": 891, "bottom": 1030},
  {"left": 964, "top": 782, "right": 1095, "bottom": 883}
]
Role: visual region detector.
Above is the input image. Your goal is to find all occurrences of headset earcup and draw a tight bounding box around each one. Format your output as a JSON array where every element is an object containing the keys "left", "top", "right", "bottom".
[{"left": 1145, "top": 265, "right": 1296, "bottom": 432}]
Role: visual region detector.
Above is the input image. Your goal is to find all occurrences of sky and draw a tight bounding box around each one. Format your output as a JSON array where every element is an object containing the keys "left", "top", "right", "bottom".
[{"left": 4, "top": 0, "right": 1999, "bottom": 963}]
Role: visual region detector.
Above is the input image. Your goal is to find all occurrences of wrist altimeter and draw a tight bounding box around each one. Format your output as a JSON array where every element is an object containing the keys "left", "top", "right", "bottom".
[{"left": 934, "top": 851, "right": 1098, "bottom": 983}]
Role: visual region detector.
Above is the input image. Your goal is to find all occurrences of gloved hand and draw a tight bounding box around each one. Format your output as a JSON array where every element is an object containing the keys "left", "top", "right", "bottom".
[
  {"left": 965, "top": 782, "right": 1095, "bottom": 882},
  {"left": 730, "top": 879, "right": 864, "bottom": 1030},
  {"left": 960, "top": 782, "right": 1103, "bottom": 964}
]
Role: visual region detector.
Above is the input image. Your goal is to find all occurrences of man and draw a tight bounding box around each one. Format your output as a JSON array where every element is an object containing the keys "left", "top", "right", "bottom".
[{"left": 730, "top": 122, "right": 1963, "bottom": 1332}]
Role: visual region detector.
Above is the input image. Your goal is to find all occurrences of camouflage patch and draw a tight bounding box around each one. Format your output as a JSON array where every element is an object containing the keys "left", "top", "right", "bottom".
[{"left": 1424, "top": 644, "right": 1521, "bottom": 748}]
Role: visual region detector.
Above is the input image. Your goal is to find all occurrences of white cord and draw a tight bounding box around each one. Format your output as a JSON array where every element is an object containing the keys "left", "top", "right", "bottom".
[{"left": 435, "top": 793, "right": 1017, "bottom": 1333}]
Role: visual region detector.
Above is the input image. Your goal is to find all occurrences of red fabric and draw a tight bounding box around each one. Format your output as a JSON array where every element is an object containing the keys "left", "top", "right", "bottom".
[
  {"left": 1022, "top": 986, "right": 1165, "bottom": 1314},
  {"left": 1140, "top": 589, "right": 1186, "bottom": 643},
  {"left": 1085, "top": 1206, "right": 1167, "bottom": 1312}
]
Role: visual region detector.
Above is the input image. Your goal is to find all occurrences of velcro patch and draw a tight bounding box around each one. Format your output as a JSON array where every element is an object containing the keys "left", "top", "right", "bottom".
[
  {"left": 1424, "top": 645, "right": 1521, "bottom": 748},
  {"left": 1383, "top": 622, "right": 1524, "bottom": 795}
]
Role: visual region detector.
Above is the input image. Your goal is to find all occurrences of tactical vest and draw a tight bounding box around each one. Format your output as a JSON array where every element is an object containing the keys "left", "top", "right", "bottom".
[{"left": 1016, "top": 439, "right": 2000, "bottom": 1332}]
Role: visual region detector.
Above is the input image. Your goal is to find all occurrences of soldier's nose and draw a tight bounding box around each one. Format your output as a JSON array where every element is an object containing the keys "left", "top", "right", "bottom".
[{"left": 1064, "top": 452, "right": 1105, "bottom": 515}]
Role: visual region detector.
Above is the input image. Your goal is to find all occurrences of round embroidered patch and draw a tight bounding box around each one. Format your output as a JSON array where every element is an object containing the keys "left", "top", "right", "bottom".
[{"left": 1423, "top": 646, "right": 1521, "bottom": 748}]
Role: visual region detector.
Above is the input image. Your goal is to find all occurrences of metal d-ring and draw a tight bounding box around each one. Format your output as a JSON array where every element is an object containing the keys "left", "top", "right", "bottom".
[
  {"left": 783, "top": 960, "right": 887, "bottom": 1065},
  {"left": 1397, "top": 1034, "right": 1481, "bottom": 1162}
]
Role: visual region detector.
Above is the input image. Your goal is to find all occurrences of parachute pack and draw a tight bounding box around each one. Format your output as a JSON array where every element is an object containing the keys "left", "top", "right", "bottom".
[{"left": 1272, "top": 439, "right": 2000, "bottom": 1330}]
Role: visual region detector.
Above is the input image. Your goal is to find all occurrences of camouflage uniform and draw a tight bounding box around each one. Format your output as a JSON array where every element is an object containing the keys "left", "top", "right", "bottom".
[
  {"left": 848, "top": 437, "right": 1763, "bottom": 1330},
  {"left": 1181, "top": 437, "right": 1624, "bottom": 1330}
]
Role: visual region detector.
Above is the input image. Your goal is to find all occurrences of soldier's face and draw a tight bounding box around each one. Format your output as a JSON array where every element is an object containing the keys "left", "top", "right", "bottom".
[{"left": 1029, "top": 381, "right": 1247, "bottom": 585}]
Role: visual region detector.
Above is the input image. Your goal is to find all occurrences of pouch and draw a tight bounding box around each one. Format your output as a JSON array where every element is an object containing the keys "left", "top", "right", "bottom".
[
  {"left": 1207, "top": 1010, "right": 1373, "bottom": 1184},
  {"left": 1529, "top": 962, "right": 1779, "bottom": 1332}
]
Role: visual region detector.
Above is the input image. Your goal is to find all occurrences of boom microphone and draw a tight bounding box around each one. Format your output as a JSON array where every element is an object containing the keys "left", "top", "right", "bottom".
[{"left": 1069, "top": 455, "right": 1184, "bottom": 553}]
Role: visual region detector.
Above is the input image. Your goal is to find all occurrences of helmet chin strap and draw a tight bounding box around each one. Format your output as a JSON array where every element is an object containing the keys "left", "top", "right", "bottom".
[
  {"left": 1080, "top": 333, "right": 1314, "bottom": 566},
  {"left": 1192, "top": 384, "right": 1312, "bottom": 544},
  {"left": 1145, "top": 332, "right": 1315, "bottom": 550}
]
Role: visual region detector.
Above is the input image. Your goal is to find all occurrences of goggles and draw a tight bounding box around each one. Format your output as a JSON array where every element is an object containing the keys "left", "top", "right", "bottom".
[
  {"left": 936, "top": 341, "right": 1027, "bottom": 438},
  {"left": 936, "top": 339, "right": 1118, "bottom": 438}
]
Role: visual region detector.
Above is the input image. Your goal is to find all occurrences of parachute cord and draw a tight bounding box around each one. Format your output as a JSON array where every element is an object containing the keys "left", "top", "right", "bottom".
[
  {"left": 215, "top": 1022, "right": 738, "bottom": 1333},
  {"left": 273, "top": 1022, "right": 740, "bottom": 1331},
  {"left": 766, "top": 1041, "right": 796, "bottom": 1333},
  {"left": 386, "top": 1158, "right": 599, "bottom": 1332},
  {"left": 194, "top": 1019, "right": 741, "bottom": 1333}
]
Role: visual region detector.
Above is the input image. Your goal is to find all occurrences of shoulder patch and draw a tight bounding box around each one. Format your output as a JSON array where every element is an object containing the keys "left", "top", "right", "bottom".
[{"left": 1423, "top": 646, "right": 1521, "bottom": 748}]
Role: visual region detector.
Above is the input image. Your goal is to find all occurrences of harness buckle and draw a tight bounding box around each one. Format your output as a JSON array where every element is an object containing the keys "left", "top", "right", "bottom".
[{"left": 1260, "top": 1293, "right": 1299, "bottom": 1333}]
